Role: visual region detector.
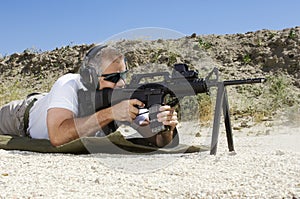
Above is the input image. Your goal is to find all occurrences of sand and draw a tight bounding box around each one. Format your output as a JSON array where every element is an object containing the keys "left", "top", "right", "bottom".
[{"left": 0, "top": 121, "right": 299, "bottom": 199}]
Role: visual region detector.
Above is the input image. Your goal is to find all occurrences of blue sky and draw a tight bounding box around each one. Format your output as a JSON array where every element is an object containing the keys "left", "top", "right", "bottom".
[{"left": 0, "top": 0, "right": 299, "bottom": 55}]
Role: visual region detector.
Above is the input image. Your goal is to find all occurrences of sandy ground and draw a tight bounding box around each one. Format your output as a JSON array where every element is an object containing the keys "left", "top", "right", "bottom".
[{"left": 0, "top": 120, "right": 300, "bottom": 199}]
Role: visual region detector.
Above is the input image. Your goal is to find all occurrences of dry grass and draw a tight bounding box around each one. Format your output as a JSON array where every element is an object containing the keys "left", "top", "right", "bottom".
[{"left": 0, "top": 76, "right": 57, "bottom": 106}]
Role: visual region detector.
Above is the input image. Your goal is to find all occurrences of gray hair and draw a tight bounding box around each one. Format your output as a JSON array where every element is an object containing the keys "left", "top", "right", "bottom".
[{"left": 84, "top": 45, "right": 124, "bottom": 75}]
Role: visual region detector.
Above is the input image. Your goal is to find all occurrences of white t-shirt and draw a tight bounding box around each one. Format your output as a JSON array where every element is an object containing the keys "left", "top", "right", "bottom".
[{"left": 28, "top": 74, "right": 86, "bottom": 139}]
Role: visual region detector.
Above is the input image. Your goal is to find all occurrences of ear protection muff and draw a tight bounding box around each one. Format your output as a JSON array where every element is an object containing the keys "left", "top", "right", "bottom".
[{"left": 80, "top": 45, "right": 108, "bottom": 90}]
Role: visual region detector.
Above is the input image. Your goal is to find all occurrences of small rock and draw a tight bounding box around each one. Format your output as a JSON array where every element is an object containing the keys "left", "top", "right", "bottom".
[
  {"left": 233, "top": 126, "right": 242, "bottom": 130},
  {"left": 240, "top": 121, "right": 249, "bottom": 128},
  {"left": 195, "top": 132, "right": 201, "bottom": 137},
  {"left": 275, "top": 150, "right": 285, "bottom": 155},
  {"left": 265, "top": 129, "right": 271, "bottom": 135},
  {"left": 190, "top": 33, "right": 197, "bottom": 38}
]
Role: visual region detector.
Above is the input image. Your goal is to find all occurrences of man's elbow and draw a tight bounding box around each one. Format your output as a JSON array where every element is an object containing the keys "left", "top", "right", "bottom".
[
  {"left": 49, "top": 136, "right": 64, "bottom": 147},
  {"left": 48, "top": 129, "right": 67, "bottom": 147}
]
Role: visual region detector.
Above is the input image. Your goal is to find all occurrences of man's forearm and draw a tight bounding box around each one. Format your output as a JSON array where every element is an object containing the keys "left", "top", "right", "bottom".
[
  {"left": 156, "top": 129, "right": 174, "bottom": 147},
  {"left": 48, "top": 108, "right": 114, "bottom": 146},
  {"left": 75, "top": 107, "right": 114, "bottom": 137}
]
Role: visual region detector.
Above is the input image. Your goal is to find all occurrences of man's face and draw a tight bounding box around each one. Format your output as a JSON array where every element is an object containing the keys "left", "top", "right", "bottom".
[{"left": 98, "top": 58, "right": 127, "bottom": 90}]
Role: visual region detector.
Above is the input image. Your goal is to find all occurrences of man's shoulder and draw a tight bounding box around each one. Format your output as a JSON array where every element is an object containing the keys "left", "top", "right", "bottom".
[
  {"left": 53, "top": 73, "right": 85, "bottom": 90},
  {"left": 56, "top": 73, "right": 81, "bottom": 85},
  {"left": 57, "top": 73, "right": 80, "bottom": 81}
]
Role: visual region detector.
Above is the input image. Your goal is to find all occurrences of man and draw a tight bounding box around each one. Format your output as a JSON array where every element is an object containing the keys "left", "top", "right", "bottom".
[{"left": 0, "top": 45, "right": 178, "bottom": 147}]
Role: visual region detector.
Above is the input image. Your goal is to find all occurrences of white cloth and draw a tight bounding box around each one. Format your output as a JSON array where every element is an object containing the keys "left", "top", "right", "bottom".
[
  {"left": 28, "top": 74, "right": 85, "bottom": 139},
  {"left": 135, "top": 108, "right": 149, "bottom": 125}
]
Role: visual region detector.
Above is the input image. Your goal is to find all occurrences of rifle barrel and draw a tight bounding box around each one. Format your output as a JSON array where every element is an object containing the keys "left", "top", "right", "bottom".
[{"left": 223, "top": 78, "right": 266, "bottom": 86}]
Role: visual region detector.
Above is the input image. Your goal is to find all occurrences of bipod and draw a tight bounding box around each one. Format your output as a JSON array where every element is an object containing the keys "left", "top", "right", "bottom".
[
  {"left": 210, "top": 82, "right": 234, "bottom": 155},
  {"left": 205, "top": 68, "right": 235, "bottom": 155}
]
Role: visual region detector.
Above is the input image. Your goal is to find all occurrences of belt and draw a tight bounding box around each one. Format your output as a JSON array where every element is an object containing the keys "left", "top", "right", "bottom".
[{"left": 23, "top": 98, "right": 37, "bottom": 137}]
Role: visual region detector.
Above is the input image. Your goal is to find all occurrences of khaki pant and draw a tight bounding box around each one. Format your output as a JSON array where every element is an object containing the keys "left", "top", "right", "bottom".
[{"left": 0, "top": 94, "right": 44, "bottom": 137}]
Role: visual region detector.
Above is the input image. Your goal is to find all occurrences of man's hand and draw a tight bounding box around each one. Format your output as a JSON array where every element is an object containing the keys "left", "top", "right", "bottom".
[
  {"left": 157, "top": 105, "right": 178, "bottom": 131},
  {"left": 131, "top": 105, "right": 178, "bottom": 147},
  {"left": 111, "top": 99, "right": 144, "bottom": 122}
]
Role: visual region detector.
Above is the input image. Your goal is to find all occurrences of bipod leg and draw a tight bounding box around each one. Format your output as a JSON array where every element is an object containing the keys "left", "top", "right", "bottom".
[
  {"left": 210, "top": 82, "right": 225, "bottom": 155},
  {"left": 222, "top": 87, "right": 235, "bottom": 152}
]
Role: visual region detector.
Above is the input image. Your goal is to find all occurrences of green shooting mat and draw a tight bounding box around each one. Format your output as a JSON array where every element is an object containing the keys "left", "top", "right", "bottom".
[{"left": 0, "top": 131, "right": 209, "bottom": 154}]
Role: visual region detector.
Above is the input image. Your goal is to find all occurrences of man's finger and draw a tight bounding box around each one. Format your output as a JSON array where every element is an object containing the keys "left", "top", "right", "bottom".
[
  {"left": 130, "top": 99, "right": 145, "bottom": 108},
  {"left": 159, "top": 105, "right": 171, "bottom": 111},
  {"left": 129, "top": 105, "right": 139, "bottom": 115},
  {"left": 157, "top": 110, "right": 177, "bottom": 118},
  {"left": 163, "top": 120, "right": 178, "bottom": 127},
  {"left": 130, "top": 112, "right": 136, "bottom": 120}
]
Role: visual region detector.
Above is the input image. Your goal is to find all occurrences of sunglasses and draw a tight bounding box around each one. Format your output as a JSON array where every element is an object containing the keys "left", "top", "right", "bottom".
[{"left": 100, "top": 70, "right": 128, "bottom": 83}]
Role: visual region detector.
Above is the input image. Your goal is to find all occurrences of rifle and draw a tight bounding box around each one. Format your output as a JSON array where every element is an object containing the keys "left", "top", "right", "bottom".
[{"left": 94, "top": 63, "right": 266, "bottom": 154}]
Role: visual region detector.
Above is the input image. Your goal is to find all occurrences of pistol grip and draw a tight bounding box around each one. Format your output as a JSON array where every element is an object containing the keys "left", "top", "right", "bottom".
[{"left": 149, "top": 104, "right": 167, "bottom": 134}]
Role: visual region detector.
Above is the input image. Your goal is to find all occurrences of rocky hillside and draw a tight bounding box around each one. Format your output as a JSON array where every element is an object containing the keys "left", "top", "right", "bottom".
[
  {"left": 0, "top": 27, "right": 299, "bottom": 123},
  {"left": 200, "top": 27, "right": 299, "bottom": 85}
]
